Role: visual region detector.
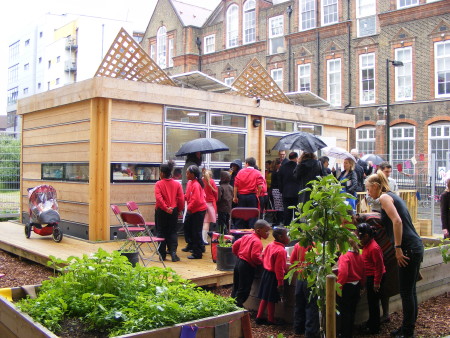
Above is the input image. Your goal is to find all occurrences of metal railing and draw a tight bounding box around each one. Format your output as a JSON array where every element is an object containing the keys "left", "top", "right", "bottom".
[{"left": 0, "top": 131, "right": 21, "bottom": 219}]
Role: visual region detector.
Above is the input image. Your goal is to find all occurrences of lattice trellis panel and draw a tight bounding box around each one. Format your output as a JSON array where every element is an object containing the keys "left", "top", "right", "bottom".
[
  {"left": 231, "top": 58, "right": 290, "bottom": 104},
  {"left": 94, "top": 28, "right": 176, "bottom": 86}
]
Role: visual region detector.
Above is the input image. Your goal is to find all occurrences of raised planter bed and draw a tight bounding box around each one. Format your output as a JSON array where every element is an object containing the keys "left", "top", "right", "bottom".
[
  {"left": 0, "top": 286, "right": 249, "bottom": 338},
  {"left": 243, "top": 239, "right": 450, "bottom": 324}
]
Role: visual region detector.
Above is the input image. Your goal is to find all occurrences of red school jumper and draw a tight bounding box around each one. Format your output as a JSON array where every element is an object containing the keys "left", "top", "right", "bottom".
[
  {"left": 234, "top": 167, "right": 264, "bottom": 195},
  {"left": 155, "top": 178, "right": 184, "bottom": 212},
  {"left": 232, "top": 233, "right": 264, "bottom": 267},
  {"left": 262, "top": 241, "right": 287, "bottom": 286},
  {"left": 185, "top": 180, "right": 207, "bottom": 213},
  {"left": 362, "top": 238, "right": 385, "bottom": 285}
]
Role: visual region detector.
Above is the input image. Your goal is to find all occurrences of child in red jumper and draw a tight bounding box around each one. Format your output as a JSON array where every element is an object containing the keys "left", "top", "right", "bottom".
[
  {"left": 183, "top": 165, "right": 207, "bottom": 259},
  {"left": 154, "top": 160, "right": 184, "bottom": 262},
  {"left": 255, "top": 226, "right": 290, "bottom": 325},
  {"left": 358, "top": 223, "right": 386, "bottom": 334},
  {"left": 336, "top": 237, "right": 365, "bottom": 338},
  {"left": 231, "top": 219, "right": 271, "bottom": 308}
]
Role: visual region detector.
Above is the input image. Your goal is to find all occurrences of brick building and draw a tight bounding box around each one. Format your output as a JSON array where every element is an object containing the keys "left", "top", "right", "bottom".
[{"left": 142, "top": 0, "right": 450, "bottom": 178}]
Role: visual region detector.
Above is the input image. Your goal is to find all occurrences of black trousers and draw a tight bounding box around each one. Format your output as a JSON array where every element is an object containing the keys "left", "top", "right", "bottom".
[
  {"left": 217, "top": 211, "right": 230, "bottom": 234},
  {"left": 294, "top": 279, "right": 320, "bottom": 337},
  {"left": 366, "top": 275, "right": 381, "bottom": 332},
  {"left": 337, "top": 282, "right": 361, "bottom": 338},
  {"left": 231, "top": 258, "right": 256, "bottom": 307},
  {"left": 184, "top": 210, "right": 206, "bottom": 258},
  {"left": 282, "top": 197, "right": 298, "bottom": 226},
  {"left": 155, "top": 207, "right": 179, "bottom": 256}
]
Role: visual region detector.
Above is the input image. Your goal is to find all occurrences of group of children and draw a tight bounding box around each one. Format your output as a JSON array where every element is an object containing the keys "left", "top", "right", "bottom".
[{"left": 231, "top": 216, "right": 386, "bottom": 338}]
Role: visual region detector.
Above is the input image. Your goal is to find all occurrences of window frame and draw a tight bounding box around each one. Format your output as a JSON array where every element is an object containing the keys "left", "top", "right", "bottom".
[
  {"left": 268, "top": 15, "right": 284, "bottom": 55},
  {"left": 271, "top": 68, "right": 283, "bottom": 89},
  {"left": 356, "top": 0, "right": 376, "bottom": 37},
  {"left": 397, "top": 0, "right": 418, "bottom": 9},
  {"left": 157, "top": 26, "right": 167, "bottom": 69},
  {"left": 322, "top": 0, "right": 338, "bottom": 26},
  {"left": 204, "top": 34, "right": 215, "bottom": 54},
  {"left": 395, "top": 46, "right": 413, "bottom": 101},
  {"left": 435, "top": 40, "right": 450, "bottom": 98},
  {"left": 299, "top": 0, "right": 316, "bottom": 31},
  {"left": 356, "top": 127, "right": 376, "bottom": 155},
  {"left": 298, "top": 64, "right": 311, "bottom": 92},
  {"left": 243, "top": 0, "right": 256, "bottom": 45},
  {"left": 391, "top": 124, "right": 416, "bottom": 178},
  {"left": 359, "top": 53, "right": 376, "bottom": 104},
  {"left": 226, "top": 4, "right": 239, "bottom": 49},
  {"left": 429, "top": 123, "right": 450, "bottom": 181},
  {"left": 327, "top": 58, "right": 342, "bottom": 107}
]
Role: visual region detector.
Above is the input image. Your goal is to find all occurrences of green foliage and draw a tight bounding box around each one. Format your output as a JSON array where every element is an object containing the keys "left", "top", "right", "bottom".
[
  {"left": 0, "top": 135, "right": 20, "bottom": 190},
  {"left": 218, "top": 233, "right": 232, "bottom": 247},
  {"left": 286, "top": 175, "right": 358, "bottom": 323},
  {"left": 18, "top": 249, "right": 238, "bottom": 336},
  {"left": 440, "top": 239, "right": 450, "bottom": 264}
]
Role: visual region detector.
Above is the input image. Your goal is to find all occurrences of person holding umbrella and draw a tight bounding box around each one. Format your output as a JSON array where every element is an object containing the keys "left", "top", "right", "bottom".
[
  {"left": 183, "top": 165, "right": 207, "bottom": 259},
  {"left": 182, "top": 152, "right": 202, "bottom": 192},
  {"left": 294, "top": 152, "right": 322, "bottom": 206}
]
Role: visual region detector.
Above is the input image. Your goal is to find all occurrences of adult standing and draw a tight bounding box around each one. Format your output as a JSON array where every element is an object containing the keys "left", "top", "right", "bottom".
[
  {"left": 365, "top": 172, "right": 424, "bottom": 338},
  {"left": 278, "top": 152, "right": 301, "bottom": 226},
  {"left": 368, "top": 162, "right": 398, "bottom": 213},
  {"left": 154, "top": 160, "right": 184, "bottom": 262},
  {"left": 440, "top": 178, "right": 450, "bottom": 239},
  {"left": 351, "top": 149, "right": 372, "bottom": 192},
  {"left": 229, "top": 159, "right": 242, "bottom": 188},
  {"left": 338, "top": 158, "right": 359, "bottom": 211},
  {"left": 183, "top": 165, "right": 207, "bottom": 259},
  {"left": 278, "top": 150, "right": 289, "bottom": 166},
  {"left": 233, "top": 157, "right": 264, "bottom": 228},
  {"left": 182, "top": 152, "right": 202, "bottom": 192},
  {"left": 294, "top": 152, "right": 322, "bottom": 206},
  {"left": 270, "top": 158, "right": 284, "bottom": 225}
]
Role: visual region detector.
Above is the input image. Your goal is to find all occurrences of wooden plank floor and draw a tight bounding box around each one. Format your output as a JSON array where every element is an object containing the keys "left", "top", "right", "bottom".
[{"left": 0, "top": 221, "right": 233, "bottom": 287}]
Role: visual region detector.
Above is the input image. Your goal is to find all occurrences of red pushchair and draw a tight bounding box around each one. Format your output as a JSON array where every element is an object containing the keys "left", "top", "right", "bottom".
[{"left": 25, "top": 185, "right": 63, "bottom": 242}]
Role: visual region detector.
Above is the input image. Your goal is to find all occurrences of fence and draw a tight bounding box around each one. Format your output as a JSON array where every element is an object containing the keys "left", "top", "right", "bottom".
[{"left": 0, "top": 131, "right": 21, "bottom": 218}]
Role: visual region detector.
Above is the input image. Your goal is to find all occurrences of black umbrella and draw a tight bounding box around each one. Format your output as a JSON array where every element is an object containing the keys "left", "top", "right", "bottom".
[
  {"left": 361, "top": 154, "right": 385, "bottom": 165},
  {"left": 175, "top": 138, "right": 229, "bottom": 156},
  {"left": 272, "top": 132, "right": 327, "bottom": 153}
]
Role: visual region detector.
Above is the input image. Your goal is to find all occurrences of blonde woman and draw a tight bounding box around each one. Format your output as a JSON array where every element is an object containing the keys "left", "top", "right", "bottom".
[
  {"left": 365, "top": 171, "right": 423, "bottom": 338},
  {"left": 202, "top": 169, "right": 218, "bottom": 245},
  {"left": 337, "top": 157, "right": 358, "bottom": 210}
]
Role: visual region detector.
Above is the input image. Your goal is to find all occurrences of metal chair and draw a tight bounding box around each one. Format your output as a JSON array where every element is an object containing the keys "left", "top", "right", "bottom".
[
  {"left": 261, "top": 199, "right": 278, "bottom": 224},
  {"left": 228, "top": 207, "right": 260, "bottom": 233},
  {"left": 120, "top": 211, "right": 166, "bottom": 267},
  {"left": 110, "top": 205, "right": 146, "bottom": 253},
  {"left": 126, "top": 201, "right": 156, "bottom": 229}
]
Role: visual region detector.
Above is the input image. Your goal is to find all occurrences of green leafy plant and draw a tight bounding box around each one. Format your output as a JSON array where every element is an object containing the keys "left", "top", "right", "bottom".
[
  {"left": 218, "top": 232, "right": 232, "bottom": 247},
  {"left": 440, "top": 238, "right": 450, "bottom": 264},
  {"left": 18, "top": 249, "right": 238, "bottom": 336},
  {"left": 286, "top": 175, "right": 358, "bottom": 334}
]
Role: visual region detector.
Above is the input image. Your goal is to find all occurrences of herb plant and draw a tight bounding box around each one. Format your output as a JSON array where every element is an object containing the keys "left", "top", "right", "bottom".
[{"left": 17, "top": 249, "right": 238, "bottom": 336}]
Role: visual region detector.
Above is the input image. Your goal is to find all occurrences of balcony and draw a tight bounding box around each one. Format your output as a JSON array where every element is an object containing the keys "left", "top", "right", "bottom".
[
  {"left": 65, "top": 39, "right": 78, "bottom": 50},
  {"left": 64, "top": 60, "right": 77, "bottom": 72}
]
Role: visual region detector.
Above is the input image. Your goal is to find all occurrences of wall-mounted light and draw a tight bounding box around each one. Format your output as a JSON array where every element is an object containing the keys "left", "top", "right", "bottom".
[
  {"left": 253, "top": 119, "right": 261, "bottom": 128},
  {"left": 255, "top": 97, "right": 261, "bottom": 107}
]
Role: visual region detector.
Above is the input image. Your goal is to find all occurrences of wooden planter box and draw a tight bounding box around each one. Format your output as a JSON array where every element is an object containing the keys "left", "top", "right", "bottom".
[
  {"left": 0, "top": 286, "right": 249, "bottom": 338},
  {"left": 243, "top": 240, "right": 450, "bottom": 324}
]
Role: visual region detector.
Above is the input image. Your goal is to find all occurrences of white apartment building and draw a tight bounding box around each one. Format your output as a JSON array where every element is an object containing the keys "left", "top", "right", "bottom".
[{"left": 6, "top": 13, "right": 137, "bottom": 132}]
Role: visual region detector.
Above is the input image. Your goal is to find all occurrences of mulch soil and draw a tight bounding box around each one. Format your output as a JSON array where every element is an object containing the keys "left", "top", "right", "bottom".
[{"left": 1, "top": 250, "right": 449, "bottom": 337}]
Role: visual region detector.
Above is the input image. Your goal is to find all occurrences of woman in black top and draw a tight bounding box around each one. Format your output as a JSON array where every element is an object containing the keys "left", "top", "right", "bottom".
[{"left": 365, "top": 171, "right": 424, "bottom": 338}]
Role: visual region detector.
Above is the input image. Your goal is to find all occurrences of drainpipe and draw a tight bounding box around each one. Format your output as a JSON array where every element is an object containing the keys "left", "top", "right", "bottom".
[
  {"left": 344, "top": 0, "right": 352, "bottom": 111},
  {"left": 196, "top": 36, "right": 202, "bottom": 72},
  {"left": 316, "top": 30, "right": 320, "bottom": 97},
  {"left": 287, "top": 5, "right": 293, "bottom": 92}
]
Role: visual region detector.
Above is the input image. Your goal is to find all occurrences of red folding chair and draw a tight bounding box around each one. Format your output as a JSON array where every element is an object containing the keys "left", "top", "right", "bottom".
[
  {"left": 262, "top": 199, "right": 278, "bottom": 224},
  {"left": 120, "top": 212, "right": 166, "bottom": 267},
  {"left": 126, "top": 201, "right": 156, "bottom": 229},
  {"left": 111, "top": 205, "right": 146, "bottom": 253},
  {"left": 229, "top": 207, "right": 260, "bottom": 234}
]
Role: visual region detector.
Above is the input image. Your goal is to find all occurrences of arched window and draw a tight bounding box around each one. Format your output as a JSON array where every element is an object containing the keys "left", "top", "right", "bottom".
[
  {"left": 243, "top": 0, "right": 255, "bottom": 44},
  {"left": 157, "top": 26, "right": 167, "bottom": 68},
  {"left": 429, "top": 122, "right": 450, "bottom": 179},
  {"left": 226, "top": 4, "right": 239, "bottom": 48}
]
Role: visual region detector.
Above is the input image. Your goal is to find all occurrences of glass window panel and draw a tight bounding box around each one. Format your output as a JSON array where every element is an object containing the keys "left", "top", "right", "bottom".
[
  {"left": 227, "top": 4, "right": 239, "bottom": 48},
  {"left": 266, "top": 119, "right": 295, "bottom": 132},
  {"left": 210, "top": 131, "right": 245, "bottom": 162},
  {"left": 243, "top": 0, "right": 256, "bottom": 44},
  {"left": 391, "top": 126, "right": 415, "bottom": 178},
  {"left": 435, "top": 41, "right": 450, "bottom": 97},
  {"left": 166, "top": 108, "right": 206, "bottom": 124},
  {"left": 300, "top": 0, "right": 316, "bottom": 30},
  {"left": 165, "top": 128, "right": 207, "bottom": 160},
  {"left": 211, "top": 113, "right": 246, "bottom": 128},
  {"left": 42, "top": 163, "right": 89, "bottom": 182},
  {"left": 157, "top": 26, "right": 167, "bottom": 69},
  {"left": 322, "top": 0, "right": 338, "bottom": 25},
  {"left": 111, "top": 163, "right": 160, "bottom": 182},
  {"left": 356, "top": 127, "right": 375, "bottom": 155},
  {"left": 327, "top": 58, "right": 341, "bottom": 106},
  {"left": 298, "top": 64, "right": 311, "bottom": 92}
]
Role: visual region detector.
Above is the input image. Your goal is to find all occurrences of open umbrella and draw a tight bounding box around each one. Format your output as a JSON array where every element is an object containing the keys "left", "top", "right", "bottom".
[
  {"left": 323, "top": 147, "right": 356, "bottom": 162},
  {"left": 271, "top": 132, "right": 327, "bottom": 153},
  {"left": 175, "top": 137, "right": 229, "bottom": 156},
  {"left": 361, "top": 154, "right": 385, "bottom": 165}
]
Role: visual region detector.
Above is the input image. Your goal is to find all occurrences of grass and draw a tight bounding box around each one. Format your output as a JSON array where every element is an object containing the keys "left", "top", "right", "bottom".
[{"left": 0, "top": 190, "right": 20, "bottom": 214}]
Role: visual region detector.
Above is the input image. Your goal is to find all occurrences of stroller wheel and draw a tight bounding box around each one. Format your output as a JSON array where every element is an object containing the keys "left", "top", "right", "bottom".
[
  {"left": 25, "top": 224, "right": 32, "bottom": 238},
  {"left": 52, "top": 227, "right": 63, "bottom": 242}
]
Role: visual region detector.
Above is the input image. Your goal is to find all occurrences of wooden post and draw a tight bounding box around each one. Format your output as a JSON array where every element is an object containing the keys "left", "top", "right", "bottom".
[
  {"left": 326, "top": 274, "right": 336, "bottom": 338},
  {"left": 88, "top": 98, "right": 111, "bottom": 241}
]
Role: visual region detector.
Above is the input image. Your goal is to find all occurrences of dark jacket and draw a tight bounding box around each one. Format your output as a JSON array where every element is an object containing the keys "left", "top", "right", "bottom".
[
  {"left": 217, "top": 182, "right": 234, "bottom": 213},
  {"left": 230, "top": 159, "right": 242, "bottom": 187},
  {"left": 338, "top": 170, "right": 358, "bottom": 196},
  {"left": 278, "top": 160, "right": 301, "bottom": 199},
  {"left": 353, "top": 163, "right": 365, "bottom": 192},
  {"left": 294, "top": 158, "right": 322, "bottom": 204}
]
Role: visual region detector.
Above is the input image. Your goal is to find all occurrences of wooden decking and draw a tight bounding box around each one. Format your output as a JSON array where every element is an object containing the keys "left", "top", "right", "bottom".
[{"left": 0, "top": 221, "right": 233, "bottom": 287}]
